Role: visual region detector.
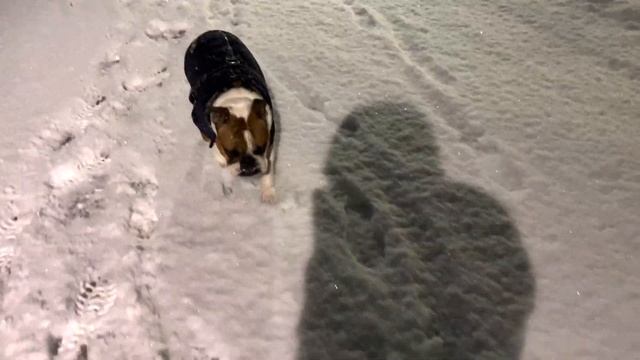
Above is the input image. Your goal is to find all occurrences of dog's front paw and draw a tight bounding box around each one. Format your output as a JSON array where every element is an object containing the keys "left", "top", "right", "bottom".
[
  {"left": 261, "top": 186, "right": 277, "bottom": 204},
  {"left": 222, "top": 183, "right": 233, "bottom": 197}
]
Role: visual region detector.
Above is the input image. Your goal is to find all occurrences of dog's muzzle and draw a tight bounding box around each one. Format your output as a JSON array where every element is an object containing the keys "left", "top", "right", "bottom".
[{"left": 239, "top": 155, "right": 260, "bottom": 177}]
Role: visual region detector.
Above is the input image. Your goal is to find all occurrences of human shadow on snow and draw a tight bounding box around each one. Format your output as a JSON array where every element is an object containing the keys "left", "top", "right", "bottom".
[{"left": 297, "top": 102, "right": 535, "bottom": 360}]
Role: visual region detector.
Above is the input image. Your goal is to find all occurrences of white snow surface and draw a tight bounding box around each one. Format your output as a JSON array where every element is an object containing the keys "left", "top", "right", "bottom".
[{"left": 1, "top": 0, "right": 639, "bottom": 359}]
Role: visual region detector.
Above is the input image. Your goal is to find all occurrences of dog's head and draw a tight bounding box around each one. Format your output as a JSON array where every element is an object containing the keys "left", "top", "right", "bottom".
[{"left": 209, "top": 98, "right": 271, "bottom": 176}]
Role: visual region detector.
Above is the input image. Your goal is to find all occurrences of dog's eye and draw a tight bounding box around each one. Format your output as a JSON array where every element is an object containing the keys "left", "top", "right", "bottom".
[
  {"left": 254, "top": 146, "right": 265, "bottom": 155},
  {"left": 227, "top": 149, "right": 239, "bottom": 159}
]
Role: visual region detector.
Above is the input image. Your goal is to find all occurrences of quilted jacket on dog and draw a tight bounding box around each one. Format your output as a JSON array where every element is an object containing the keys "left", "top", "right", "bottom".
[{"left": 184, "top": 30, "right": 273, "bottom": 146}]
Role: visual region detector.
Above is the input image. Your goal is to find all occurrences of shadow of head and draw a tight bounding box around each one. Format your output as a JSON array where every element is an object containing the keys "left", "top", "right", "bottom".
[{"left": 298, "top": 102, "right": 535, "bottom": 360}]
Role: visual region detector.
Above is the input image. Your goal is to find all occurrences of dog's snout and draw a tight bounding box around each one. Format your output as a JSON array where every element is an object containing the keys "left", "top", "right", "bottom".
[
  {"left": 240, "top": 155, "right": 256, "bottom": 168},
  {"left": 239, "top": 155, "right": 259, "bottom": 176}
]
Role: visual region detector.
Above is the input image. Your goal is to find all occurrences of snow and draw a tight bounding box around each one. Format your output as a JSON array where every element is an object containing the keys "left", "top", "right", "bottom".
[
  {"left": 145, "top": 19, "right": 190, "bottom": 40},
  {"left": 1, "top": 0, "right": 639, "bottom": 359}
]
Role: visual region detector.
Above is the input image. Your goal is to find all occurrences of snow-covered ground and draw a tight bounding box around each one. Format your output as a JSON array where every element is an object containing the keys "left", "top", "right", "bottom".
[{"left": 0, "top": 0, "right": 638, "bottom": 359}]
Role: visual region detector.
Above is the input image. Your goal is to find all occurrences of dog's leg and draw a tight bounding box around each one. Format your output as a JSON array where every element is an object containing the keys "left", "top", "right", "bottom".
[
  {"left": 260, "top": 172, "right": 275, "bottom": 203},
  {"left": 212, "top": 144, "right": 234, "bottom": 197},
  {"left": 260, "top": 152, "right": 276, "bottom": 203},
  {"left": 221, "top": 167, "right": 234, "bottom": 197}
]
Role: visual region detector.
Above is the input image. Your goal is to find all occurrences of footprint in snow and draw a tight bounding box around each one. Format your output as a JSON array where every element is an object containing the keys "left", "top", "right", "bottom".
[
  {"left": 122, "top": 67, "right": 170, "bottom": 93},
  {"left": 0, "top": 202, "right": 22, "bottom": 241},
  {"left": 145, "top": 19, "right": 189, "bottom": 40},
  {"left": 55, "top": 275, "right": 117, "bottom": 358},
  {"left": 47, "top": 148, "right": 111, "bottom": 190},
  {"left": 128, "top": 198, "right": 159, "bottom": 239},
  {"left": 0, "top": 246, "right": 13, "bottom": 276},
  {"left": 0, "top": 247, "right": 15, "bottom": 303},
  {"left": 343, "top": 0, "right": 378, "bottom": 28},
  {"left": 74, "top": 276, "right": 117, "bottom": 318},
  {"left": 30, "top": 127, "right": 77, "bottom": 153}
]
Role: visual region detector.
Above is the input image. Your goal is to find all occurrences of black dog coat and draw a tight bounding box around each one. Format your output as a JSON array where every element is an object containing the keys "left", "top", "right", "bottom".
[{"left": 184, "top": 30, "right": 273, "bottom": 147}]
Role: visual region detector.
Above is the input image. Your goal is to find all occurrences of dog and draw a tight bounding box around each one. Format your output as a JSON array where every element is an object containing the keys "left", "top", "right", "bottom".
[{"left": 184, "top": 30, "right": 276, "bottom": 203}]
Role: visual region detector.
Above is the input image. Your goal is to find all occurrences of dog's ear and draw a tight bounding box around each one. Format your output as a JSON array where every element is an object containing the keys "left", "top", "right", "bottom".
[
  {"left": 210, "top": 106, "right": 230, "bottom": 125},
  {"left": 250, "top": 99, "right": 267, "bottom": 120}
]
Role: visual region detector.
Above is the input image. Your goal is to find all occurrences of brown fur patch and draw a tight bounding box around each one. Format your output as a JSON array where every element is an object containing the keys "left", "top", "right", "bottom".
[
  {"left": 247, "top": 99, "right": 269, "bottom": 153},
  {"left": 210, "top": 106, "right": 248, "bottom": 162}
]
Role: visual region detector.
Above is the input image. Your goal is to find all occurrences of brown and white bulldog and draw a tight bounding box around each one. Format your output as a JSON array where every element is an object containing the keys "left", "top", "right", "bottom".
[{"left": 184, "top": 30, "right": 276, "bottom": 203}]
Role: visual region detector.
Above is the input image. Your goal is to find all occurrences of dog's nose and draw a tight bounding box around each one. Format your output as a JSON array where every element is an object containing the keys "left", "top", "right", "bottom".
[{"left": 239, "top": 155, "right": 259, "bottom": 176}]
